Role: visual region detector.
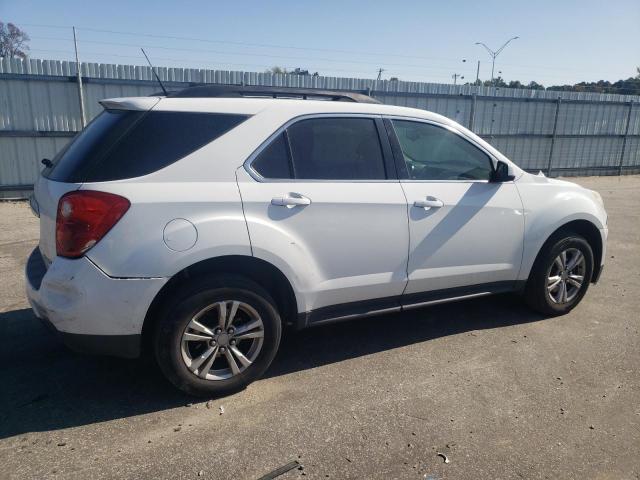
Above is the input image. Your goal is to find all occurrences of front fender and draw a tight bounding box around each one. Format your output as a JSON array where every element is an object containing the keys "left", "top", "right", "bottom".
[{"left": 516, "top": 176, "right": 607, "bottom": 281}]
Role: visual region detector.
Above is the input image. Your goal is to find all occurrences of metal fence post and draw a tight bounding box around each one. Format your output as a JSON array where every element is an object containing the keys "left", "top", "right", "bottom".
[
  {"left": 468, "top": 93, "right": 477, "bottom": 132},
  {"left": 618, "top": 101, "right": 634, "bottom": 175},
  {"left": 547, "top": 97, "right": 562, "bottom": 176}
]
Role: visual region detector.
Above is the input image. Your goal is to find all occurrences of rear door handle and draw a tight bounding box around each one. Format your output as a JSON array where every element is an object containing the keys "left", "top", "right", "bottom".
[
  {"left": 271, "top": 193, "right": 311, "bottom": 208},
  {"left": 413, "top": 196, "right": 444, "bottom": 209}
]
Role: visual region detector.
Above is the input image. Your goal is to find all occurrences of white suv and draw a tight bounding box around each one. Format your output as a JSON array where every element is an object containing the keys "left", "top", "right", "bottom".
[{"left": 26, "top": 86, "right": 608, "bottom": 396}]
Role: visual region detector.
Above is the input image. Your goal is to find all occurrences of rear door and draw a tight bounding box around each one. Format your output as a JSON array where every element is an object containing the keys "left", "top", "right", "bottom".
[
  {"left": 237, "top": 115, "right": 409, "bottom": 321},
  {"left": 386, "top": 118, "right": 525, "bottom": 302}
]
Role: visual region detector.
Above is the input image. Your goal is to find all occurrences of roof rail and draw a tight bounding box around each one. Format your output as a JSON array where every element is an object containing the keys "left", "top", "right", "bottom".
[{"left": 167, "top": 85, "right": 380, "bottom": 104}]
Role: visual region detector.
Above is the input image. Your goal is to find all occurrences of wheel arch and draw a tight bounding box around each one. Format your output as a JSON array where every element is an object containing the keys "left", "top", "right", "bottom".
[
  {"left": 141, "top": 255, "right": 298, "bottom": 356},
  {"left": 528, "top": 219, "right": 603, "bottom": 285}
]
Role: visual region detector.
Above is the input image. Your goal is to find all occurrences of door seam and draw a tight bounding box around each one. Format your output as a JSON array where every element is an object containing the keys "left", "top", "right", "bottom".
[
  {"left": 235, "top": 168, "right": 254, "bottom": 256},
  {"left": 398, "top": 181, "right": 411, "bottom": 298}
]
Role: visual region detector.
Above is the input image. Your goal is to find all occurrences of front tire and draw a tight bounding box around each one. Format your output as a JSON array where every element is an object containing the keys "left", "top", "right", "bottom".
[
  {"left": 524, "top": 234, "right": 594, "bottom": 316},
  {"left": 154, "top": 275, "right": 282, "bottom": 396}
]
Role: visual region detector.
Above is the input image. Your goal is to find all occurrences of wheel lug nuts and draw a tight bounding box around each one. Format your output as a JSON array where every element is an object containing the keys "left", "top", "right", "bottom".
[
  {"left": 230, "top": 339, "right": 236, "bottom": 345},
  {"left": 220, "top": 347, "right": 226, "bottom": 353}
]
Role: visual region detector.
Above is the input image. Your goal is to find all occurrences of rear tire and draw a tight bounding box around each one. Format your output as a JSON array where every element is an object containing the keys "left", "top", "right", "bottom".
[
  {"left": 524, "top": 234, "right": 593, "bottom": 316},
  {"left": 154, "top": 275, "right": 282, "bottom": 396}
]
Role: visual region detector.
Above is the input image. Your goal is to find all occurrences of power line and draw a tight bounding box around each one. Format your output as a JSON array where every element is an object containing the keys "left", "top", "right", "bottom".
[
  {"left": 28, "top": 35, "right": 616, "bottom": 82},
  {"left": 28, "top": 35, "right": 474, "bottom": 73},
  {"left": 26, "top": 49, "right": 456, "bottom": 80},
  {"left": 18, "top": 22, "right": 464, "bottom": 63},
  {"left": 18, "top": 22, "right": 623, "bottom": 77}
]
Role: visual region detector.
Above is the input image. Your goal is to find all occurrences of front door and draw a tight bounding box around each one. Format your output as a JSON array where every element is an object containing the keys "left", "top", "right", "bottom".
[{"left": 387, "top": 118, "right": 524, "bottom": 300}]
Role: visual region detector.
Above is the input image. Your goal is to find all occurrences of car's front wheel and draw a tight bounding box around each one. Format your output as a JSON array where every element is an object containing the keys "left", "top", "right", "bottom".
[
  {"left": 154, "top": 275, "right": 282, "bottom": 396},
  {"left": 524, "top": 233, "right": 594, "bottom": 316}
]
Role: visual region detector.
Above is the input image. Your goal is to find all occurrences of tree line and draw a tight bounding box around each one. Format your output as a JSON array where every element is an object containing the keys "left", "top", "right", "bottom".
[
  {"left": 266, "top": 66, "right": 640, "bottom": 95},
  {"left": 467, "top": 69, "right": 640, "bottom": 95}
]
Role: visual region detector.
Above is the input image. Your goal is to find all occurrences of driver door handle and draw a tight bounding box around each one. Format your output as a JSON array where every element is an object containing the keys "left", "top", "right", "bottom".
[
  {"left": 271, "top": 193, "right": 311, "bottom": 208},
  {"left": 413, "top": 196, "right": 444, "bottom": 209}
]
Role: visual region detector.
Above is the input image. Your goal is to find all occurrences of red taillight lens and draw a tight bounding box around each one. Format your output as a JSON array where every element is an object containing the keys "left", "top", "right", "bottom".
[{"left": 56, "top": 191, "right": 130, "bottom": 258}]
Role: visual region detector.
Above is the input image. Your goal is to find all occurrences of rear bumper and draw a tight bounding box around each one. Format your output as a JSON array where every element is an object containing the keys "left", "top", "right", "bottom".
[
  {"left": 25, "top": 247, "right": 167, "bottom": 358},
  {"left": 37, "top": 313, "right": 141, "bottom": 358}
]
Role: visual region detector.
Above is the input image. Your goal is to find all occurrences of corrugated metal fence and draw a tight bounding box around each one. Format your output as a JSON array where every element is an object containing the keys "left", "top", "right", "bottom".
[{"left": 1, "top": 57, "right": 639, "bottom": 197}]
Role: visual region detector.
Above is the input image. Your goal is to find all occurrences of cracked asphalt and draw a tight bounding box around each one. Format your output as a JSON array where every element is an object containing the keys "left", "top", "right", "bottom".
[{"left": 1, "top": 175, "right": 639, "bottom": 479}]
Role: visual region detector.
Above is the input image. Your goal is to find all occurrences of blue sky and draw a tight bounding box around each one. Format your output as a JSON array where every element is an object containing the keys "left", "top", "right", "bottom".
[{"left": 2, "top": 0, "right": 638, "bottom": 86}]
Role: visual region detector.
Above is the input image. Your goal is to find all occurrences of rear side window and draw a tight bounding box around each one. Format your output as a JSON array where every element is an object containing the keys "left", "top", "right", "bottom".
[
  {"left": 251, "top": 132, "right": 293, "bottom": 179},
  {"left": 288, "top": 118, "right": 386, "bottom": 180},
  {"left": 44, "top": 110, "right": 248, "bottom": 182},
  {"left": 250, "top": 117, "right": 387, "bottom": 180}
]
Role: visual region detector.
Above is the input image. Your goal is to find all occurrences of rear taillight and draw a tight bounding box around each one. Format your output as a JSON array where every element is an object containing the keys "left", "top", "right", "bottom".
[{"left": 56, "top": 191, "right": 130, "bottom": 258}]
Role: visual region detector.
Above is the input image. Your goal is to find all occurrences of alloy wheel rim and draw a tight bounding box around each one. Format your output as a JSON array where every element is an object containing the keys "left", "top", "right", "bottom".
[
  {"left": 547, "top": 248, "right": 586, "bottom": 305},
  {"left": 180, "top": 300, "right": 265, "bottom": 380}
]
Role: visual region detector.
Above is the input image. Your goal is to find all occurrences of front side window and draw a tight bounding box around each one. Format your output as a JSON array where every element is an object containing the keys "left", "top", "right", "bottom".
[
  {"left": 392, "top": 120, "right": 492, "bottom": 181},
  {"left": 251, "top": 117, "right": 387, "bottom": 180}
]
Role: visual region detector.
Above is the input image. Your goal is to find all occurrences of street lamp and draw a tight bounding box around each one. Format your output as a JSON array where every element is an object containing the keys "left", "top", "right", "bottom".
[{"left": 475, "top": 36, "right": 519, "bottom": 86}]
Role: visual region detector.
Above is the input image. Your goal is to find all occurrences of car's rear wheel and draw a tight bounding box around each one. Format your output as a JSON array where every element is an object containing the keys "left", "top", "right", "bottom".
[
  {"left": 524, "top": 234, "right": 594, "bottom": 316},
  {"left": 154, "top": 275, "right": 282, "bottom": 396}
]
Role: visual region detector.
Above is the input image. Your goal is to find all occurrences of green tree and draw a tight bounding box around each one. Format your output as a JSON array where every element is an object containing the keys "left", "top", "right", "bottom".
[
  {"left": 526, "top": 81, "right": 545, "bottom": 90},
  {"left": 548, "top": 70, "right": 640, "bottom": 95},
  {"left": 266, "top": 66, "right": 287, "bottom": 74},
  {"left": 482, "top": 76, "right": 508, "bottom": 87}
]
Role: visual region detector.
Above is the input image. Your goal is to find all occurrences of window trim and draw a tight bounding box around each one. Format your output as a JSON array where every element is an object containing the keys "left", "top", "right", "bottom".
[
  {"left": 244, "top": 113, "right": 398, "bottom": 183},
  {"left": 383, "top": 116, "right": 499, "bottom": 183}
]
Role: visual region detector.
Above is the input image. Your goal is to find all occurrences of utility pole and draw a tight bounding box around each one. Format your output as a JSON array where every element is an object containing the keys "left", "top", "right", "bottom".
[
  {"left": 475, "top": 60, "right": 480, "bottom": 84},
  {"left": 475, "top": 36, "right": 519, "bottom": 85},
  {"left": 73, "top": 26, "right": 86, "bottom": 128},
  {"left": 376, "top": 68, "right": 385, "bottom": 81},
  {"left": 452, "top": 73, "right": 464, "bottom": 85}
]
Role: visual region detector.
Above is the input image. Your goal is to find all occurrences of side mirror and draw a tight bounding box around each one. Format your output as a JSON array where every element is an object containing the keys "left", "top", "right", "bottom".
[{"left": 490, "top": 160, "right": 515, "bottom": 182}]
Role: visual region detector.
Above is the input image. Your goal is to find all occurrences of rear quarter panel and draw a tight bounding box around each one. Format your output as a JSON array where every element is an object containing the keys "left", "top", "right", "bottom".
[{"left": 84, "top": 181, "right": 251, "bottom": 278}]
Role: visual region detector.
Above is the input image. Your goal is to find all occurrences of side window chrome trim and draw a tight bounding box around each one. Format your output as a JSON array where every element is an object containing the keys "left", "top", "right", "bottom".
[
  {"left": 382, "top": 115, "right": 499, "bottom": 180},
  {"left": 243, "top": 113, "right": 399, "bottom": 183}
]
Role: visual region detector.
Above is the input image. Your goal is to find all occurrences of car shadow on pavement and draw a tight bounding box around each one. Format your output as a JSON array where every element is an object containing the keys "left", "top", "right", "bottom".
[
  {"left": 0, "top": 294, "right": 545, "bottom": 439},
  {"left": 267, "top": 293, "right": 545, "bottom": 378}
]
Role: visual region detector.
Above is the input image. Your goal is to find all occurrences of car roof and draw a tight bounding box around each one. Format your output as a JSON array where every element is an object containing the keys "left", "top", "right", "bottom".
[{"left": 100, "top": 96, "right": 453, "bottom": 124}]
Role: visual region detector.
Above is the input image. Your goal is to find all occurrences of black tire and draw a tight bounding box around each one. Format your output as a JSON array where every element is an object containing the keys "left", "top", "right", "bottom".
[
  {"left": 524, "top": 233, "right": 594, "bottom": 316},
  {"left": 154, "top": 275, "right": 282, "bottom": 396}
]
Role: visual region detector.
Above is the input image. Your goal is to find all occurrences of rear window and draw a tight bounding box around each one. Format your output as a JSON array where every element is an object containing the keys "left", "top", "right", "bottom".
[{"left": 43, "top": 110, "right": 249, "bottom": 182}]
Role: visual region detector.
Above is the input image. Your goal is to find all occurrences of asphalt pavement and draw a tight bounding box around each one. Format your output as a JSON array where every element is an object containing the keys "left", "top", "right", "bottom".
[{"left": 1, "top": 175, "right": 639, "bottom": 479}]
